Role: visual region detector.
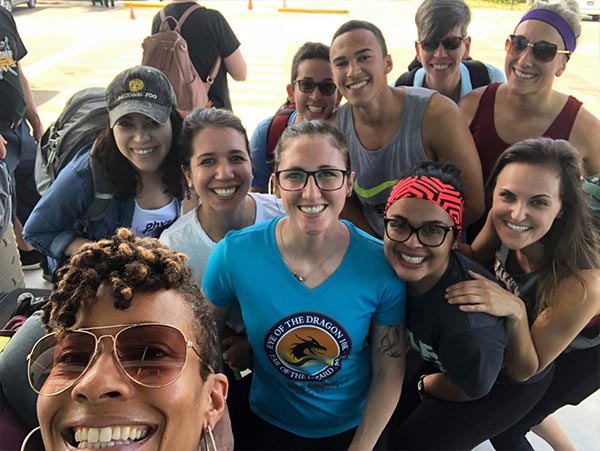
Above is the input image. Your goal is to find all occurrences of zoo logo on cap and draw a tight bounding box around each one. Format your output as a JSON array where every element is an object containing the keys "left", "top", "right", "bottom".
[
  {"left": 129, "top": 78, "right": 144, "bottom": 92},
  {"left": 263, "top": 312, "right": 352, "bottom": 382}
]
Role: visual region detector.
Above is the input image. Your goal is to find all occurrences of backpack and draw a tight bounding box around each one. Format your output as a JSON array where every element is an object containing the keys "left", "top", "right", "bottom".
[
  {"left": 34, "top": 87, "right": 114, "bottom": 222},
  {"left": 266, "top": 106, "right": 295, "bottom": 169},
  {"left": 142, "top": 5, "right": 221, "bottom": 112},
  {"left": 395, "top": 58, "right": 491, "bottom": 89}
]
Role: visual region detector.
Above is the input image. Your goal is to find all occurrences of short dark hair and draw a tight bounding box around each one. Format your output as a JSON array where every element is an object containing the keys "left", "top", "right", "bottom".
[
  {"left": 332, "top": 20, "right": 388, "bottom": 56},
  {"left": 415, "top": 0, "right": 471, "bottom": 42},
  {"left": 290, "top": 42, "right": 331, "bottom": 82},
  {"left": 181, "top": 108, "right": 250, "bottom": 168},
  {"left": 42, "top": 228, "right": 221, "bottom": 379}
]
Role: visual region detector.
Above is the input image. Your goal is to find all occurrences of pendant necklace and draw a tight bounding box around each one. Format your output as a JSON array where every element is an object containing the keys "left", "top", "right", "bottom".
[{"left": 278, "top": 219, "right": 342, "bottom": 283}]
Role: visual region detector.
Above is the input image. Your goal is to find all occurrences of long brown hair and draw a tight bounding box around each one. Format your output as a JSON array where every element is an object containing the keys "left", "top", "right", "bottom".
[{"left": 487, "top": 138, "right": 600, "bottom": 315}]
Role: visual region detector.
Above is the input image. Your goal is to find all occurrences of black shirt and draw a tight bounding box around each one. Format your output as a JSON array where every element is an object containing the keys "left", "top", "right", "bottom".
[
  {"left": 407, "top": 252, "right": 507, "bottom": 399},
  {"left": 151, "top": 3, "right": 241, "bottom": 110},
  {"left": 0, "top": 8, "right": 27, "bottom": 123}
]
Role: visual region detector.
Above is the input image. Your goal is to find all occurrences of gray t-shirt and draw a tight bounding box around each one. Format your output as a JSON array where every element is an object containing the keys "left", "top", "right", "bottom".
[{"left": 336, "top": 87, "right": 434, "bottom": 237}]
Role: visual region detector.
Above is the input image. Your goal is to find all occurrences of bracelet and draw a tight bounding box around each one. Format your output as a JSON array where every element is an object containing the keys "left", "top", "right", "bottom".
[{"left": 417, "top": 373, "right": 428, "bottom": 400}]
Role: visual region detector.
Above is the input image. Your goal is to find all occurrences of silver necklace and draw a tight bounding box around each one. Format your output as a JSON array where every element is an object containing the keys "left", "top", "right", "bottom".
[{"left": 278, "top": 219, "right": 343, "bottom": 283}]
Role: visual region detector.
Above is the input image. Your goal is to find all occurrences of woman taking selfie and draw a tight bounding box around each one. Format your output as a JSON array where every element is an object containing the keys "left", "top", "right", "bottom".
[
  {"left": 24, "top": 229, "right": 230, "bottom": 451},
  {"left": 202, "top": 121, "right": 406, "bottom": 451}
]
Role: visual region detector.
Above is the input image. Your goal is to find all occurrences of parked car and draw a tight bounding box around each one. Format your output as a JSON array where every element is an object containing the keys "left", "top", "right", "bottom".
[
  {"left": 578, "top": 0, "right": 600, "bottom": 20},
  {"left": 1, "top": 0, "right": 35, "bottom": 13}
]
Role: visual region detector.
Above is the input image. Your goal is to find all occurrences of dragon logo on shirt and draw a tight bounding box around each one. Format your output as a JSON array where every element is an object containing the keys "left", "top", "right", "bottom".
[
  {"left": 0, "top": 37, "right": 18, "bottom": 80},
  {"left": 263, "top": 312, "right": 352, "bottom": 381}
]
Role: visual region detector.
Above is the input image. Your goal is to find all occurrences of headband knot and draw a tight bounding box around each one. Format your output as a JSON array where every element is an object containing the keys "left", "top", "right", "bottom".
[
  {"left": 385, "top": 176, "right": 464, "bottom": 235},
  {"left": 518, "top": 9, "right": 576, "bottom": 53}
]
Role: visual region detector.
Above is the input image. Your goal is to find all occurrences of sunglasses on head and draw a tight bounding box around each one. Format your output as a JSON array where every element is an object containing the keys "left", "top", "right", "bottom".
[
  {"left": 419, "top": 36, "right": 465, "bottom": 53},
  {"left": 293, "top": 79, "right": 337, "bottom": 96},
  {"left": 27, "top": 323, "right": 212, "bottom": 396},
  {"left": 506, "top": 35, "right": 571, "bottom": 63}
]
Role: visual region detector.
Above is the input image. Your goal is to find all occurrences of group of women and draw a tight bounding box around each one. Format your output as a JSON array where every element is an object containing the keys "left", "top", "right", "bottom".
[{"left": 7, "top": 1, "right": 599, "bottom": 450}]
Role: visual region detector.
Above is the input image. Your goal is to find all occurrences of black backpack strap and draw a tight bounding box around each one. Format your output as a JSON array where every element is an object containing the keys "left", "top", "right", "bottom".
[
  {"left": 395, "top": 67, "right": 418, "bottom": 87},
  {"left": 85, "top": 154, "right": 114, "bottom": 222},
  {"left": 464, "top": 60, "right": 491, "bottom": 89},
  {"left": 266, "top": 108, "right": 295, "bottom": 167}
]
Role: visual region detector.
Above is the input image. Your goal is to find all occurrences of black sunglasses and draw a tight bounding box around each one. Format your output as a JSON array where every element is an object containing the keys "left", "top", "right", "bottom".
[
  {"left": 506, "top": 35, "right": 571, "bottom": 63},
  {"left": 293, "top": 79, "right": 337, "bottom": 96},
  {"left": 419, "top": 36, "right": 465, "bottom": 53}
]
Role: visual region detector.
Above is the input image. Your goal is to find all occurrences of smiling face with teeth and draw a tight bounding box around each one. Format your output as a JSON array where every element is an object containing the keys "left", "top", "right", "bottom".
[
  {"left": 490, "top": 162, "right": 562, "bottom": 252},
  {"left": 505, "top": 20, "right": 568, "bottom": 95},
  {"left": 37, "top": 288, "right": 227, "bottom": 451},
  {"left": 185, "top": 125, "right": 252, "bottom": 214},
  {"left": 384, "top": 198, "right": 457, "bottom": 295},
  {"left": 330, "top": 28, "right": 393, "bottom": 107},
  {"left": 112, "top": 113, "right": 173, "bottom": 176},
  {"left": 274, "top": 134, "right": 353, "bottom": 236},
  {"left": 287, "top": 59, "right": 339, "bottom": 122},
  {"left": 416, "top": 26, "right": 470, "bottom": 100}
]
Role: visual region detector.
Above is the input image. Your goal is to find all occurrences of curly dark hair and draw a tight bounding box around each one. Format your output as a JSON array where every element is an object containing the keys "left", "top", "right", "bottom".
[
  {"left": 92, "top": 109, "right": 186, "bottom": 200},
  {"left": 42, "top": 228, "right": 221, "bottom": 379}
]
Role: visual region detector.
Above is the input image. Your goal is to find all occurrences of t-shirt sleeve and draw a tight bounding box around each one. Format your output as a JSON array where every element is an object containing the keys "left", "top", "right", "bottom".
[
  {"left": 5, "top": 10, "right": 27, "bottom": 60},
  {"left": 213, "top": 11, "right": 241, "bottom": 58},
  {"left": 438, "top": 325, "right": 506, "bottom": 399},
  {"left": 201, "top": 237, "right": 236, "bottom": 307},
  {"left": 250, "top": 117, "right": 273, "bottom": 189},
  {"left": 486, "top": 63, "right": 507, "bottom": 83},
  {"left": 374, "top": 276, "right": 406, "bottom": 326}
]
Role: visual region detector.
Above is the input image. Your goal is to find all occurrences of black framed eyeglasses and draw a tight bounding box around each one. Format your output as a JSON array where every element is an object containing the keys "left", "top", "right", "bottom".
[
  {"left": 275, "top": 169, "right": 349, "bottom": 192},
  {"left": 384, "top": 218, "right": 455, "bottom": 248},
  {"left": 419, "top": 36, "right": 465, "bottom": 53},
  {"left": 27, "top": 323, "right": 212, "bottom": 396},
  {"left": 506, "top": 35, "right": 571, "bottom": 63},
  {"left": 293, "top": 79, "right": 338, "bottom": 96}
]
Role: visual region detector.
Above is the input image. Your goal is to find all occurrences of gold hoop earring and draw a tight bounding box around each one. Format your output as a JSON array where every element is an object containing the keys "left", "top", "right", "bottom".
[{"left": 20, "top": 426, "right": 41, "bottom": 451}]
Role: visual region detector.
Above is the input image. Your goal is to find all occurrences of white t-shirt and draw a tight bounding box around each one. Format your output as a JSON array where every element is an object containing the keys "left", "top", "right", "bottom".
[
  {"left": 131, "top": 198, "right": 179, "bottom": 238},
  {"left": 160, "top": 192, "right": 285, "bottom": 283}
]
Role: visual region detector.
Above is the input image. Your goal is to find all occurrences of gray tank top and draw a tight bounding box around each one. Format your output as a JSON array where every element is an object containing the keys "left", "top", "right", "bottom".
[{"left": 337, "top": 87, "right": 434, "bottom": 236}]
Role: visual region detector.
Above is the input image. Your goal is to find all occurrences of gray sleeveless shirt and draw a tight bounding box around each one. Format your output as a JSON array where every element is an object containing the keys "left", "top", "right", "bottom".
[{"left": 336, "top": 87, "right": 434, "bottom": 237}]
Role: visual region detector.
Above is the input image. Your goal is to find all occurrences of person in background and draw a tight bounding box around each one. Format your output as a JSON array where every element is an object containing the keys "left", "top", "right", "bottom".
[
  {"left": 151, "top": 0, "right": 247, "bottom": 111},
  {"left": 447, "top": 138, "right": 600, "bottom": 450},
  {"left": 330, "top": 20, "right": 484, "bottom": 238},
  {"left": 461, "top": 0, "right": 600, "bottom": 185},
  {"left": 24, "top": 66, "right": 186, "bottom": 275},
  {"left": 250, "top": 42, "right": 340, "bottom": 192},
  {"left": 25, "top": 228, "right": 231, "bottom": 451},
  {"left": 203, "top": 121, "right": 406, "bottom": 450},
  {"left": 394, "top": 0, "right": 505, "bottom": 103},
  {"left": 160, "top": 107, "right": 285, "bottom": 448},
  {"left": 0, "top": 7, "right": 43, "bottom": 270}
]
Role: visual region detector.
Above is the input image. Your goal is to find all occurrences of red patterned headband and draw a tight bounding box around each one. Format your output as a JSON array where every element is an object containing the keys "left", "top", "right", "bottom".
[{"left": 385, "top": 176, "right": 464, "bottom": 233}]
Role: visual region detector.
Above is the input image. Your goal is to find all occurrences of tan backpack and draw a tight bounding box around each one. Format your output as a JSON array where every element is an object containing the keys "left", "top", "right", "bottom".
[{"left": 141, "top": 5, "right": 221, "bottom": 112}]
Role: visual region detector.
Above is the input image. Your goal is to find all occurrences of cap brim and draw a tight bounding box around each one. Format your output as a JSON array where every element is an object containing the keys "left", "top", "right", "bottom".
[{"left": 108, "top": 101, "right": 171, "bottom": 128}]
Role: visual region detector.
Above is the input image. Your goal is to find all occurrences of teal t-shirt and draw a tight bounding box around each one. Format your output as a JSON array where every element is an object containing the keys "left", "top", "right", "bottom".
[{"left": 203, "top": 218, "right": 405, "bottom": 437}]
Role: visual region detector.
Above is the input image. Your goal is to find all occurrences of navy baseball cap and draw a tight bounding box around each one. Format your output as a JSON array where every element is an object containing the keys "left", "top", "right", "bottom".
[{"left": 106, "top": 66, "right": 177, "bottom": 128}]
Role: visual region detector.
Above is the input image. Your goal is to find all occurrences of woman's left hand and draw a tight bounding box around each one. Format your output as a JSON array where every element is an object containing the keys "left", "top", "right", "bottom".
[{"left": 446, "top": 270, "right": 525, "bottom": 320}]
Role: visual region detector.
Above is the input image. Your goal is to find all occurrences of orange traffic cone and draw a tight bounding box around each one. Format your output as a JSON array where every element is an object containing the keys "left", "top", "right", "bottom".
[
  {"left": 129, "top": 6, "right": 136, "bottom": 20},
  {"left": 247, "top": 0, "right": 253, "bottom": 10}
]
